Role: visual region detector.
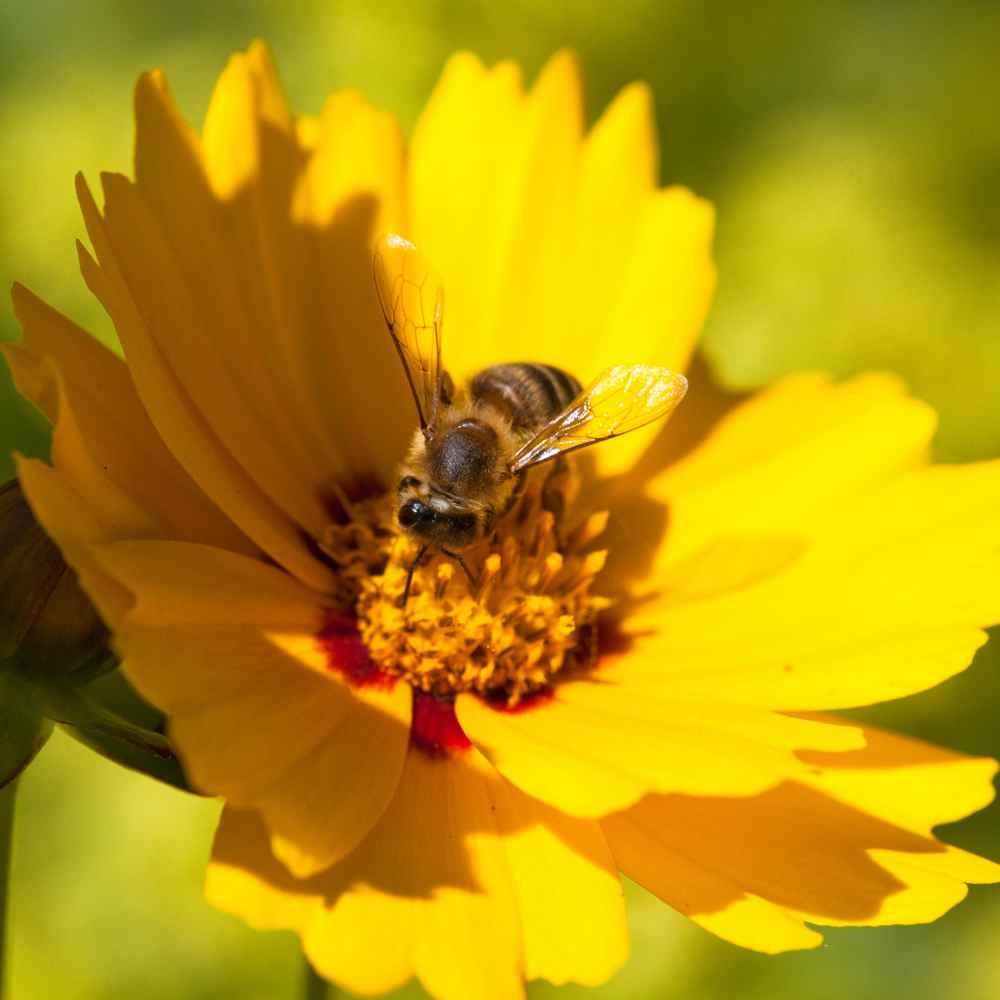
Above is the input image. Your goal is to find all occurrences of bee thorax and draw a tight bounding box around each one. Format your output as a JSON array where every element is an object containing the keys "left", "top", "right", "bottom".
[{"left": 428, "top": 420, "right": 499, "bottom": 494}]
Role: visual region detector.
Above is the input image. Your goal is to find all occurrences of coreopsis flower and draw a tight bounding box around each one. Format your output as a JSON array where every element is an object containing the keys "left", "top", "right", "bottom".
[{"left": 6, "top": 41, "right": 1000, "bottom": 999}]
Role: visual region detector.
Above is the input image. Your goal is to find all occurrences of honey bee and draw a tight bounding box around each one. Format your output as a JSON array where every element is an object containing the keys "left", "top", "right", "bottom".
[{"left": 373, "top": 233, "right": 688, "bottom": 599}]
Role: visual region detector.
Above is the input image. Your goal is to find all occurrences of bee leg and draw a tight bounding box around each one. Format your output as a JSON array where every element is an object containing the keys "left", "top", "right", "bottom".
[
  {"left": 441, "top": 548, "right": 478, "bottom": 590},
  {"left": 400, "top": 543, "right": 429, "bottom": 607}
]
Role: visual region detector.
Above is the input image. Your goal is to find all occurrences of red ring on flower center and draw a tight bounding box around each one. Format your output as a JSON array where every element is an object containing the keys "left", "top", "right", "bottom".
[
  {"left": 317, "top": 611, "right": 394, "bottom": 689},
  {"left": 485, "top": 688, "right": 554, "bottom": 713},
  {"left": 410, "top": 692, "right": 471, "bottom": 756}
]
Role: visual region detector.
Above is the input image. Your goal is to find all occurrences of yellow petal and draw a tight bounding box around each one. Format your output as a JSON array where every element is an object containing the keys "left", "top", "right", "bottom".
[
  {"left": 126, "top": 619, "right": 409, "bottom": 878},
  {"left": 88, "top": 540, "right": 323, "bottom": 628},
  {"left": 295, "top": 113, "right": 320, "bottom": 151},
  {"left": 566, "top": 82, "right": 656, "bottom": 359},
  {"left": 619, "top": 454, "right": 1000, "bottom": 710},
  {"left": 409, "top": 53, "right": 523, "bottom": 370},
  {"left": 411, "top": 53, "right": 641, "bottom": 376},
  {"left": 480, "top": 51, "right": 586, "bottom": 376},
  {"left": 410, "top": 55, "right": 714, "bottom": 481},
  {"left": 210, "top": 750, "right": 524, "bottom": 1000},
  {"left": 202, "top": 48, "right": 407, "bottom": 489},
  {"left": 209, "top": 744, "right": 628, "bottom": 998},
  {"left": 614, "top": 625, "right": 989, "bottom": 713},
  {"left": 605, "top": 819, "right": 823, "bottom": 954},
  {"left": 489, "top": 775, "right": 628, "bottom": 987},
  {"left": 15, "top": 457, "right": 132, "bottom": 624},
  {"left": 456, "top": 680, "right": 862, "bottom": 817},
  {"left": 648, "top": 372, "right": 937, "bottom": 567},
  {"left": 325, "top": 749, "right": 522, "bottom": 1000},
  {"left": 129, "top": 72, "right": 337, "bottom": 536},
  {"left": 245, "top": 39, "right": 293, "bottom": 129},
  {"left": 199, "top": 46, "right": 414, "bottom": 487},
  {"left": 135, "top": 60, "right": 315, "bottom": 487},
  {"left": 76, "top": 172, "right": 335, "bottom": 591},
  {"left": 304, "top": 88, "right": 405, "bottom": 231},
  {"left": 91, "top": 540, "right": 410, "bottom": 877},
  {"left": 610, "top": 187, "right": 716, "bottom": 375},
  {"left": 11, "top": 335, "right": 236, "bottom": 628},
  {"left": 35, "top": 363, "right": 159, "bottom": 542},
  {"left": 200, "top": 50, "right": 356, "bottom": 474},
  {"left": 797, "top": 719, "right": 1000, "bottom": 869},
  {"left": 610, "top": 374, "right": 1000, "bottom": 710},
  {"left": 591, "top": 187, "right": 716, "bottom": 475},
  {"left": 208, "top": 807, "right": 321, "bottom": 932},
  {"left": 200, "top": 56, "right": 258, "bottom": 200},
  {"left": 545, "top": 82, "right": 708, "bottom": 482},
  {"left": 604, "top": 721, "right": 999, "bottom": 953},
  {"left": 5, "top": 284, "right": 251, "bottom": 553},
  {"left": 293, "top": 86, "right": 417, "bottom": 485},
  {"left": 651, "top": 534, "right": 809, "bottom": 604}
]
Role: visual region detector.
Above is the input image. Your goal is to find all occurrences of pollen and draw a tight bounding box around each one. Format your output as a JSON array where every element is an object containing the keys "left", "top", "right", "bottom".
[{"left": 319, "top": 476, "right": 610, "bottom": 706}]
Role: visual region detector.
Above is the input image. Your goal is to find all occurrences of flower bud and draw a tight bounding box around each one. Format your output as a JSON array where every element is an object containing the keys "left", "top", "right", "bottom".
[{"left": 0, "top": 479, "right": 108, "bottom": 675}]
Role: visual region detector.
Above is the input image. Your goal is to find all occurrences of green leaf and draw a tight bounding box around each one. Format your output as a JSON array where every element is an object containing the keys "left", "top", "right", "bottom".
[
  {"left": 79, "top": 667, "right": 166, "bottom": 732},
  {"left": 41, "top": 684, "right": 191, "bottom": 793},
  {"left": 0, "top": 667, "right": 52, "bottom": 787}
]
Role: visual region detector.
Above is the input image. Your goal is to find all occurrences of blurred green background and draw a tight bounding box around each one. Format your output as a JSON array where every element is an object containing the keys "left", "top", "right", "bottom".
[{"left": 3, "top": 1, "right": 1000, "bottom": 997}]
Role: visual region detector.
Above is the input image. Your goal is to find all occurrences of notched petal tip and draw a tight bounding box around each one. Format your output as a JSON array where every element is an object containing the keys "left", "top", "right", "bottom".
[
  {"left": 440, "top": 50, "right": 488, "bottom": 80},
  {"left": 584, "top": 77, "right": 658, "bottom": 184},
  {"left": 244, "top": 39, "right": 292, "bottom": 129},
  {"left": 9, "top": 280, "right": 30, "bottom": 316},
  {"left": 533, "top": 48, "right": 583, "bottom": 94},
  {"left": 598, "top": 79, "right": 655, "bottom": 135},
  {"left": 660, "top": 183, "right": 718, "bottom": 230},
  {"left": 98, "top": 170, "right": 129, "bottom": 202},
  {"left": 604, "top": 717, "right": 1000, "bottom": 954},
  {"left": 246, "top": 37, "right": 274, "bottom": 62},
  {"left": 133, "top": 68, "right": 170, "bottom": 109},
  {"left": 73, "top": 173, "right": 107, "bottom": 255}
]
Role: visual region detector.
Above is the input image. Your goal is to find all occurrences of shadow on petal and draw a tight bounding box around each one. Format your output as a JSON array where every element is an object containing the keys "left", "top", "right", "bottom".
[
  {"left": 603, "top": 723, "right": 999, "bottom": 954},
  {"left": 587, "top": 355, "right": 748, "bottom": 612}
]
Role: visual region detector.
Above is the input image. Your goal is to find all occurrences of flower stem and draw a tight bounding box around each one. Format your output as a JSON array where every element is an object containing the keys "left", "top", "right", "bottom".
[
  {"left": 0, "top": 779, "right": 16, "bottom": 1000},
  {"left": 302, "top": 958, "right": 328, "bottom": 1000}
]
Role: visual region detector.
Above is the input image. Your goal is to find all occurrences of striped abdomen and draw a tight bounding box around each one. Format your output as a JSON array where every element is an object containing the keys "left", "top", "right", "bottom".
[{"left": 469, "top": 363, "right": 582, "bottom": 434}]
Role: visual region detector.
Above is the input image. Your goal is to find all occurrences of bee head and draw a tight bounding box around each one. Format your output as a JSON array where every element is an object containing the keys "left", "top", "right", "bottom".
[
  {"left": 397, "top": 497, "right": 433, "bottom": 529},
  {"left": 396, "top": 475, "right": 481, "bottom": 548}
]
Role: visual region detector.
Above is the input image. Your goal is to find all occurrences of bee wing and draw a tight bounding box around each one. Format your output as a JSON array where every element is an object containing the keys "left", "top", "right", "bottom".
[
  {"left": 373, "top": 233, "right": 446, "bottom": 433},
  {"left": 509, "top": 364, "right": 688, "bottom": 474}
]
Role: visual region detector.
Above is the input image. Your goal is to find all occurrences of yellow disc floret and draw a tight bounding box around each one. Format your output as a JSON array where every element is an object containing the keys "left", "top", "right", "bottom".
[{"left": 320, "top": 476, "right": 610, "bottom": 705}]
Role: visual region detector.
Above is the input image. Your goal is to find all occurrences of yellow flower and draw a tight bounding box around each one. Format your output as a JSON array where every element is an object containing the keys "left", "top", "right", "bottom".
[{"left": 6, "top": 40, "right": 1000, "bottom": 999}]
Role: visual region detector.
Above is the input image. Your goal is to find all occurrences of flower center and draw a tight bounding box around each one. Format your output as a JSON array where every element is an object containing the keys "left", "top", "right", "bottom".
[{"left": 319, "top": 472, "right": 609, "bottom": 705}]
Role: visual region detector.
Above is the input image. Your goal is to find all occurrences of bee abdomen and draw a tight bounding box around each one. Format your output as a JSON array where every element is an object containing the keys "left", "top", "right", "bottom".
[{"left": 470, "top": 363, "right": 581, "bottom": 433}]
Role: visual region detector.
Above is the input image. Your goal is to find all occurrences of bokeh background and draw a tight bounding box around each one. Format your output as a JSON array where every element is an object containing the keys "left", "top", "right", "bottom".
[{"left": 3, "top": 1, "right": 1000, "bottom": 997}]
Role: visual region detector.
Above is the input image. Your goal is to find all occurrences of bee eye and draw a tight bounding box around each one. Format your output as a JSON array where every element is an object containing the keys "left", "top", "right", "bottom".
[
  {"left": 399, "top": 500, "right": 437, "bottom": 528},
  {"left": 398, "top": 501, "right": 423, "bottom": 527}
]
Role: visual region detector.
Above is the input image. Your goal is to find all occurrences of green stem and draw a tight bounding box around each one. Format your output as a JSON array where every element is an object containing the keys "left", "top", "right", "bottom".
[
  {"left": 302, "top": 958, "right": 328, "bottom": 1000},
  {"left": 0, "top": 779, "right": 16, "bottom": 1000}
]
